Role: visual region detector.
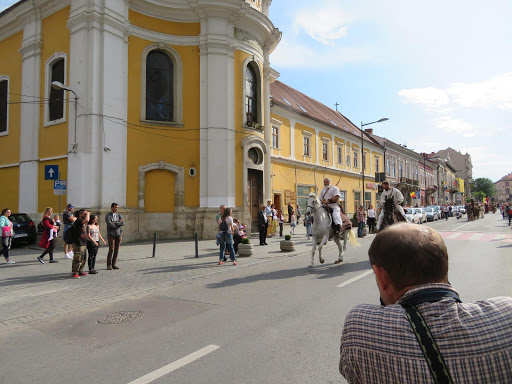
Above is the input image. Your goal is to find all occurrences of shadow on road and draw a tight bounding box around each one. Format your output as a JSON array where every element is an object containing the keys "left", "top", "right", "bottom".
[
  {"left": 205, "top": 259, "right": 371, "bottom": 289},
  {"left": 0, "top": 272, "right": 72, "bottom": 287}
]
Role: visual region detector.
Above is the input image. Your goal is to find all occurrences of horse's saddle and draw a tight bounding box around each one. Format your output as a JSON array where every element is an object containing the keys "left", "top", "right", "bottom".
[{"left": 324, "top": 206, "right": 352, "bottom": 233}]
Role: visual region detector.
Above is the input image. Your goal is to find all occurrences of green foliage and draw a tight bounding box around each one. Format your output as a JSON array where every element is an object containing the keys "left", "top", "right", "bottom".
[
  {"left": 241, "top": 237, "right": 250, "bottom": 244},
  {"left": 473, "top": 191, "right": 486, "bottom": 202},
  {"left": 473, "top": 178, "right": 495, "bottom": 197},
  {"left": 284, "top": 234, "right": 292, "bottom": 240}
]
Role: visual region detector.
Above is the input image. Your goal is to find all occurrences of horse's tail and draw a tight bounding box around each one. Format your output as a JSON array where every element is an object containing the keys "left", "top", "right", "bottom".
[{"left": 348, "top": 229, "right": 360, "bottom": 247}]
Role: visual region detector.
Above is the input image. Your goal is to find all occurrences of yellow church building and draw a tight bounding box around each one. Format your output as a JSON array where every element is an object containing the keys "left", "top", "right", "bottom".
[{"left": 0, "top": 0, "right": 281, "bottom": 240}]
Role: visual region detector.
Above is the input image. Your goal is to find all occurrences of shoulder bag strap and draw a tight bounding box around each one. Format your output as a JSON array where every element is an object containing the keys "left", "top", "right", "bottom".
[{"left": 402, "top": 304, "right": 454, "bottom": 384}]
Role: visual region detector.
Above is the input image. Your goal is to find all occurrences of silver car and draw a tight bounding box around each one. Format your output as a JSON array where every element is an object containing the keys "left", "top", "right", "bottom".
[{"left": 424, "top": 207, "right": 436, "bottom": 221}]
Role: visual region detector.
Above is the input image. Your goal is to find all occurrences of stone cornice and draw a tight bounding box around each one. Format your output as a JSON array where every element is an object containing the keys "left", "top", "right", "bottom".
[{"left": 68, "top": 7, "right": 129, "bottom": 39}]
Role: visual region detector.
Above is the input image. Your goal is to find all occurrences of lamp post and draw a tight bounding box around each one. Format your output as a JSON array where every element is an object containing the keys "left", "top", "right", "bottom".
[
  {"left": 361, "top": 118, "right": 388, "bottom": 210},
  {"left": 51, "top": 81, "right": 78, "bottom": 151}
]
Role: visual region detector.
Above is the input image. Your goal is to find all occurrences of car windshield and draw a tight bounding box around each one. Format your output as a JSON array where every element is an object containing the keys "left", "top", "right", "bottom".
[{"left": 9, "top": 214, "right": 30, "bottom": 223}]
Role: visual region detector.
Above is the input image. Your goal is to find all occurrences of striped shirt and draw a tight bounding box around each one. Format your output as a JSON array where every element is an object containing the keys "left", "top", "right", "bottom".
[{"left": 340, "top": 283, "right": 512, "bottom": 384}]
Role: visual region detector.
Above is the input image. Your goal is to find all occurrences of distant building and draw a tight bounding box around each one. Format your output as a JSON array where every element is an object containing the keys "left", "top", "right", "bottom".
[
  {"left": 495, "top": 173, "right": 512, "bottom": 203},
  {"left": 435, "top": 148, "right": 473, "bottom": 199}
]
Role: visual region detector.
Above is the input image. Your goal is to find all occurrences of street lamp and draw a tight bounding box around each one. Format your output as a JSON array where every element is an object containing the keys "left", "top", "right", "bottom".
[
  {"left": 51, "top": 81, "right": 78, "bottom": 152},
  {"left": 361, "top": 118, "right": 388, "bottom": 209}
]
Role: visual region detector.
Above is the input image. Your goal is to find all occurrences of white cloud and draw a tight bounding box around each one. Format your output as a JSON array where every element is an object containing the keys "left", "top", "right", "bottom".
[
  {"left": 270, "top": 38, "right": 367, "bottom": 69},
  {"left": 294, "top": 7, "right": 352, "bottom": 45},
  {"left": 398, "top": 73, "right": 512, "bottom": 111},
  {"left": 434, "top": 117, "right": 475, "bottom": 137}
]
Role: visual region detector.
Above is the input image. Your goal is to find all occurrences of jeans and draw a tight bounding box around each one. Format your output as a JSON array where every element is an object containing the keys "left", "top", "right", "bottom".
[
  {"left": 358, "top": 222, "right": 364, "bottom": 237},
  {"left": 306, "top": 223, "right": 312, "bottom": 237},
  {"left": 219, "top": 232, "right": 236, "bottom": 261},
  {"left": 87, "top": 241, "right": 99, "bottom": 271},
  {"left": 0, "top": 237, "right": 11, "bottom": 260}
]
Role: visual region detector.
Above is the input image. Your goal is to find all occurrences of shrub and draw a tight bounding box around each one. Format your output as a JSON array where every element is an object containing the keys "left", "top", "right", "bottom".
[
  {"left": 241, "top": 237, "right": 250, "bottom": 244},
  {"left": 284, "top": 235, "right": 292, "bottom": 240}
]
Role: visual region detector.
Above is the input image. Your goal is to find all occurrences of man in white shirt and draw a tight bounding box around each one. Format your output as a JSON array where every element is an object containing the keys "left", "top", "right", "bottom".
[
  {"left": 376, "top": 181, "right": 406, "bottom": 230},
  {"left": 319, "top": 177, "right": 343, "bottom": 235}
]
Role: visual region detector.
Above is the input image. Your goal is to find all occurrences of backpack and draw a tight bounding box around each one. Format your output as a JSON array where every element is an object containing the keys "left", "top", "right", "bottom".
[
  {"left": 219, "top": 219, "right": 229, "bottom": 232},
  {"left": 64, "top": 222, "right": 80, "bottom": 244}
]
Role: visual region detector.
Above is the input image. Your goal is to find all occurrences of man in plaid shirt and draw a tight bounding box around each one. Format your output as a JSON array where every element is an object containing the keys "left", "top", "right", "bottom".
[{"left": 339, "top": 223, "right": 512, "bottom": 383}]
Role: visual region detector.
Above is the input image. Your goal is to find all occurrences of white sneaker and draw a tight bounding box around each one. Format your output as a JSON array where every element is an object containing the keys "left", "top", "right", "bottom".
[
  {"left": 6, "top": 260, "right": 15, "bottom": 264},
  {"left": 65, "top": 253, "right": 73, "bottom": 259}
]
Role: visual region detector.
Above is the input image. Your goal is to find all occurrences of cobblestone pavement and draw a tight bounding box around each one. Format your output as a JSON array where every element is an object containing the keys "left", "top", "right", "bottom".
[{"left": 0, "top": 225, "right": 343, "bottom": 326}]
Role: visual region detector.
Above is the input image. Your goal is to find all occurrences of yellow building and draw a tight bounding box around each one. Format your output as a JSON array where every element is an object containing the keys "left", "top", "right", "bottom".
[
  {"left": 0, "top": 0, "right": 280, "bottom": 240},
  {"left": 269, "top": 81, "right": 385, "bottom": 218}
]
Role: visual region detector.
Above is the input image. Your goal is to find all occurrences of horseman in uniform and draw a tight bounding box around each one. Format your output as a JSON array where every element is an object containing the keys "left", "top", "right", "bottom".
[
  {"left": 376, "top": 181, "right": 407, "bottom": 230},
  {"left": 320, "top": 177, "right": 345, "bottom": 236}
]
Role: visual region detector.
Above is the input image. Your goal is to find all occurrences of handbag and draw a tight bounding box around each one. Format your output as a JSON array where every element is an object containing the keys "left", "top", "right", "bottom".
[{"left": 2, "top": 226, "right": 13, "bottom": 237}]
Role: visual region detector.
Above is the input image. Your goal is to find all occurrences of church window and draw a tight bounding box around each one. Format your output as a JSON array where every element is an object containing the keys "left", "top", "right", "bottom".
[
  {"left": 0, "top": 78, "right": 7, "bottom": 134},
  {"left": 49, "top": 59, "right": 65, "bottom": 122},
  {"left": 146, "top": 50, "right": 173, "bottom": 122},
  {"left": 245, "top": 64, "right": 258, "bottom": 124}
]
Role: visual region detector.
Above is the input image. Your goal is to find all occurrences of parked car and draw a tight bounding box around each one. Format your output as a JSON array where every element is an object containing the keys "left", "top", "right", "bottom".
[
  {"left": 405, "top": 208, "right": 421, "bottom": 224},
  {"left": 424, "top": 207, "right": 437, "bottom": 222},
  {"left": 10, "top": 213, "right": 37, "bottom": 245},
  {"left": 426, "top": 205, "right": 441, "bottom": 220},
  {"left": 415, "top": 207, "right": 427, "bottom": 223}
]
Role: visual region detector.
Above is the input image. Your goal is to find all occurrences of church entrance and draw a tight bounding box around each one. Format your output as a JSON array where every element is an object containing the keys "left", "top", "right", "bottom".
[{"left": 248, "top": 169, "right": 263, "bottom": 231}]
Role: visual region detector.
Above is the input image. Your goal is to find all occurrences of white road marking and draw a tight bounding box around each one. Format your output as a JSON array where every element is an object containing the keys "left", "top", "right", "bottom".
[
  {"left": 453, "top": 222, "right": 471, "bottom": 231},
  {"left": 469, "top": 233, "right": 485, "bottom": 240},
  {"left": 337, "top": 270, "right": 373, "bottom": 288},
  {"left": 127, "top": 344, "right": 220, "bottom": 384}
]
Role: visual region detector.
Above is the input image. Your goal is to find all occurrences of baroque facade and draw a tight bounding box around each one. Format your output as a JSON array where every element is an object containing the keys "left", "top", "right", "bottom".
[{"left": 0, "top": 0, "right": 281, "bottom": 241}]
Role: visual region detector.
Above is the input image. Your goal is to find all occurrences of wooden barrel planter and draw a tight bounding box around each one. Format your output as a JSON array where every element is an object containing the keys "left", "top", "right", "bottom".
[
  {"left": 238, "top": 242, "right": 254, "bottom": 257},
  {"left": 280, "top": 236, "right": 295, "bottom": 252}
]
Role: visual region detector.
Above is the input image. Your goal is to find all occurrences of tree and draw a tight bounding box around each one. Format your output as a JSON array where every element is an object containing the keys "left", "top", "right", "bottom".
[
  {"left": 473, "top": 191, "right": 486, "bottom": 202},
  {"left": 473, "top": 178, "right": 495, "bottom": 198}
]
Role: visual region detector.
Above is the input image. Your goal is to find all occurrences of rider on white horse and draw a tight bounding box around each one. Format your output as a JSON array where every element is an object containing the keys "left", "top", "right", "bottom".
[
  {"left": 319, "top": 177, "right": 343, "bottom": 236},
  {"left": 376, "top": 181, "right": 407, "bottom": 230}
]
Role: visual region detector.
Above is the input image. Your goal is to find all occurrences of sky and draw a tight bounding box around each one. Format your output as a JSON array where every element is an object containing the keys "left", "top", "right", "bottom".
[
  {"left": 269, "top": 0, "right": 512, "bottom": 182},
  {"left": 1, "top": 0, "right": 511, "bottom": 181}
]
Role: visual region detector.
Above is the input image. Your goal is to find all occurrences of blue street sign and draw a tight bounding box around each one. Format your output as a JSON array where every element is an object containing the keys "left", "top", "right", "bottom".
[
  {"left": 54, "top": 180, "right": 66, "bottom": 196},
  {"left": 45, "top": 165, "right": 59, "bottom": 180}
]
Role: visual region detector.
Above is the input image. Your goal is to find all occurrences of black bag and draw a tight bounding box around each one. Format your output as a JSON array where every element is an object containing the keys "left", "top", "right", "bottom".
[
  {"left": 64, "top": 222, "right": 79, "bottom": 244},
  {"left": 219, "top": 219, "right": 229, "bottom": 233},
  {"left": 37, "top": 222, "right": 44, "bottom": 232}
]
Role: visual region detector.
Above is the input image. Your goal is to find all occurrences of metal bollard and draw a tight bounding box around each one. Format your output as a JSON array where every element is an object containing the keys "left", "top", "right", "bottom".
[
  {"left": 152, "top": 232, "right": 157, "bottom": 258},
  {"left": 195, "top": 233, "right": 199, "bottom": 258}
]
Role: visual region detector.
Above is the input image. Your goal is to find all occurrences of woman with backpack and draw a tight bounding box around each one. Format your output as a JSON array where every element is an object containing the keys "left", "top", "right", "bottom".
[
  {"left": 37, "top": 207, "right": 60, "bottom": 264},
  {"left": 218, "top": 207, "right": 237, "bottom": 266}
]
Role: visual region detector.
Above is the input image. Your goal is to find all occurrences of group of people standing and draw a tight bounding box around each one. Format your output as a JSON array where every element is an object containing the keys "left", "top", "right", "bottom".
[
  {"left": 0, "top": 203, "right": 124, "bottom": 278},
  {"left": 258, "top": 200, "right": 304, "bottom": 245}
]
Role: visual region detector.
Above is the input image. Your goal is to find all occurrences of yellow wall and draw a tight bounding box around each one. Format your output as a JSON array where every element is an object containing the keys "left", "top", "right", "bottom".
[
  {"left": 37, "top": 158, "right": 67, "bottom": 212},
  {"left": 39, "top": 6, "right": 70, "bottom": 159},
  {"left": 0, "top": 167, "right": 20, "bottom": 210},
  {"left": 129, "top": 10, "right": 200, "bottom": 36},
  {"left": 145, "top": 170, "right": 175, "bottom": 213},
  {"left": 126, "top": 34, "right": 200, "bottom": 209},
  {"left": 0, "top": 31, "right": 23, "bottom": 164}
]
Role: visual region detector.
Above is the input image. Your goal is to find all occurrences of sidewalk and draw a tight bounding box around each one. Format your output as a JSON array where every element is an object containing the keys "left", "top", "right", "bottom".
[{"left": 0, "top": 224, "right": 355, "bottom": 326}]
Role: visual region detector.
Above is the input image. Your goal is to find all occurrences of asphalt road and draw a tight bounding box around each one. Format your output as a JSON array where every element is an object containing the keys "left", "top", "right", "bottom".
[{"left": 1, "top": 213, "right": 511, "bottom": 384}]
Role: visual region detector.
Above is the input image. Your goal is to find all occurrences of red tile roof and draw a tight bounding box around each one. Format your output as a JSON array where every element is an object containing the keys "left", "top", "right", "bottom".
[{"left": 270, "top": 80, "right": 374, "bottom": 143}]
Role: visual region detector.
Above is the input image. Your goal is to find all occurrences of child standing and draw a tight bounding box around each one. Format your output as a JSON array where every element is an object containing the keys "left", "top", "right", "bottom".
[{"left": 290, "top": 211, "right": 296, "bottom": 235}]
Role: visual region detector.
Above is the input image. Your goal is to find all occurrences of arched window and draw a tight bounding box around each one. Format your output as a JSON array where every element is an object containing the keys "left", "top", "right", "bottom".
[
  {"left": 245, "top": 63, "right": 258, "bottom": 124},
  {"left": 0, "top": 77, "right": 7, "bottom": 134},
  {"left": 146, "top": 50, "right": 173, "bottom": 122},
  {"left": 49, "top": 58, "right": 65, "bottom": 122}
]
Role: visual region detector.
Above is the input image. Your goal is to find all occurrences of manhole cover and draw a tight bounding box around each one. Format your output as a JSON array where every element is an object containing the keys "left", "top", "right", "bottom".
[{"left": 97, "top": 311, "right": 144, "bottom": 324}]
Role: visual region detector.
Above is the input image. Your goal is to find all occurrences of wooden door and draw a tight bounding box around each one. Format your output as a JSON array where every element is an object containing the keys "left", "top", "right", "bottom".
[{"left": 248, "top": 169, "right": 263, "bottom": 231}]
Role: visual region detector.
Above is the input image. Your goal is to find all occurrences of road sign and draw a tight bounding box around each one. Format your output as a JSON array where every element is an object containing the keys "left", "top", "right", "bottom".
[
  {"left": 45, "top": 165, "right": 59, "bottom": 180},
  {"left": 54, "top": 180, "right": 66, "bottom": 195}
]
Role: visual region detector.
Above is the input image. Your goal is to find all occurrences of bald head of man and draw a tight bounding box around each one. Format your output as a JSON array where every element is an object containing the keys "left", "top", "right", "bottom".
[{"left": 368, "top": 223, "right": 449, "bottom": 305}]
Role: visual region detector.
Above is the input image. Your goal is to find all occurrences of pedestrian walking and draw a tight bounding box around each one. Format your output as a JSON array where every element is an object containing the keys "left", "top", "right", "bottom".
[
  {"left": 444, "top": 205, "right": 449, "bottom": 220},
  {"left": 367, "top": 205, "right": 376, "bottom": 234},
  {"left": 304, "top": 212, "right": 313, "bottom": 239},
  {"left": 290, "top": 212, "right": 296, "bottom": 235},
  {"left": 62, "top": 204, "right": 76, "bottom": 259},
  {"left": 0, "top": 208, "right": 15, "bottom": 264},
  {"left": 86, "top": 214, "right": 106, "bottom": 274},
  {"left": 278, "top": 210, "right": 284, "bottom": 237},
  {"left": 357, "top": 205, "right": 366, "bottom": 238},
  {"left": 258, "top": 205, "right": 268, "bottom": 245},
  {"left": 105, "top": 202, "right": 124, "bottom": 270},
  {"left": 217, "top": 207, "right": 237, "bottom": 266},
  {"left": 37, "top": 207, "right": 60, "bottom": 264},
  {"left": 70, "top": 209, "right": 90, "bottom": 278}
]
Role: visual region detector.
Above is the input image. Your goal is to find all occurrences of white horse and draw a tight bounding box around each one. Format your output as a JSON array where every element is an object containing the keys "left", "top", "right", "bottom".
[{"left": 305, "top": 193, "right": 359, "bottom": 268}]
